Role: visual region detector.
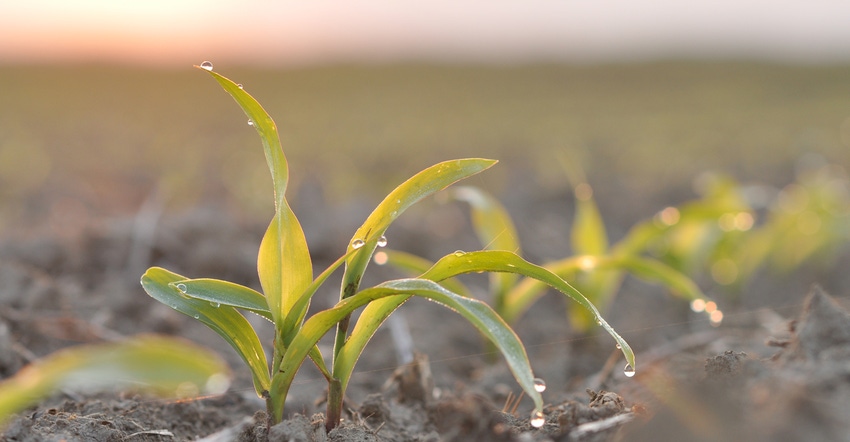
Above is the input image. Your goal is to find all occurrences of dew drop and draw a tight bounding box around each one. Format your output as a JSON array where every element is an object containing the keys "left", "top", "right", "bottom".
[
  {"left": 351, "top": 239, "right": 365, "bottom": 249},
  {"left": 193, "top": 314, "right": 200, "bottom": 319},
  {"left": 199, "top": 61, "right": 213, "bottom": 71},
  {"left": 376, "top": 235, "right": 388, "bottom": 248},
  {"left": 453, "top": 250, "right": 466, "bottom": 257},
  {"left": 596, "top": 319, "right": 602, "bottom": 326},
  {"left": 530, "top": 410, "right": 546, "bottom": 428},
  {"left": 623, "top": 363, "right": 636, "bottom": 378},
  {"left": 248, "top": 119, "right": 254, "bottom": 126},
  {"left": 237, "top": 84, "right": 243, "bottom": 89},
  {"left": 616, "top": 343, "right": 622, "bottom": 350},
  {"left": 176, "top": 283, "right": 187, "bottom": 293},
  {"left": 533, "top": 378, "right": 546, "bottom": 393},
  {"left": 210, "top": 301, "right": 221, "bottom": 308}
]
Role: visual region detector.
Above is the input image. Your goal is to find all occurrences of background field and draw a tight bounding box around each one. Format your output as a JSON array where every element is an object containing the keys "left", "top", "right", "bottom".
[{"left": 2, "top": 62, "right": 848, "bottom": 232}]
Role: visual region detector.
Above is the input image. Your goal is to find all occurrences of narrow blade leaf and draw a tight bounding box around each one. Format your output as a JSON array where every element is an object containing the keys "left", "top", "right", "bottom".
[
  {"left": 450, "top": 186, "right": 521, "bottom": 303},
  {"left": 269, "top": 279, "right": 542, "bottom": 421},
  {"left": 200, "top": 66, "right": 312, "bottom": 326},
  {"left": 418, "top": 251, "right": 635, "bottom": 369},
  {"left": 141, "top": 267, "right": 270, "bottom": 395},
  {"left": 0, "top": 335, "right": 230, "bottom": 425},
  {"left": 341, "top": 159, "right": 498, "bottom": 299},
  {"left": 170, "top": 278, "right": 272, "bottom": 322}
]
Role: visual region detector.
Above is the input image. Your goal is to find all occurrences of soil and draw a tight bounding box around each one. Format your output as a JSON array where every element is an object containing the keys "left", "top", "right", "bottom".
[{"left": 2, "top": 182, "right": 850, "bottom": 442}]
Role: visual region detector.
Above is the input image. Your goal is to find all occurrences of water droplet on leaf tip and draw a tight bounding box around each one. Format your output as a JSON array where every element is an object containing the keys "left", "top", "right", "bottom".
[
  {"left": 624, "top": 363, "right": 636, "bottom": 378},
  {"left": 533, "top": 378, "right": 546, "bottom": 393},
  {"left": 377, "top": 235, "right": 388, "bottom": 247},
  {"left": 530, "top": 410, "right": 545, "bottom": 428},
  {"left": 351, "top": 239, "right": 365, "bottom": 249},
  {"left": 199, "top": 61, "right": 213, "bottom": 71}
]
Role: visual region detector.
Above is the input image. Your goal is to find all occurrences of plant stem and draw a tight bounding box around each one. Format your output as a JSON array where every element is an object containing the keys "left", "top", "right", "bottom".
[{"left": 325, "top": 378, "right": 343, "bottom": 432}]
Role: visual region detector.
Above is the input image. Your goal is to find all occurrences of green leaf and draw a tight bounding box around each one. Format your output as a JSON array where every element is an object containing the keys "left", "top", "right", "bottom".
[
  {"left": 378, "top": 249, "right": 471, "bottom": 297},
  {"left": 417, "top": 251, "right": 635, "bottom": 370},
  {"left": 269, "top": 279, "right": 542, "bottom": 422},
  {"left": 450, "top": 186, "right": 521, "bottom": 305},
  {"left": 170, "top": 278, "right": 272, "bottom": 322},
  {"left": 333, "top": 159, "right": 497, "bottom": 360},
  {"left": 201, "top": 67, "right": 312, "bottom": 327},
  {"left": 141, "top": 267, "right": 270, "bottom": 395},
  {"left": 341, "top": 159, "right": 498, "bottom": 300},
  {"left": 570, "top": 184, "right": 608, "bottom": 256},
  {"left": 451, "top": 186, "right": 521, "bottom": 254},
  {"left": 0, "top": 335, "right": 230, "bottom": 425},
  {"left": 504, "top": 254, "right": 707, "bottom": 326}
]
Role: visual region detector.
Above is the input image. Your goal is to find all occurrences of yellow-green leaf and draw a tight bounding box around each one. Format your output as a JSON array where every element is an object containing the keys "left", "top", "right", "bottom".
[
  {"left": 200, "top": 66, "right": 311, "bottom": 327},
  {"left": 141, "top": 267, "right": 270, "bottom": 395},
  {"left": 0, "top": 335, "right": 230, "bottom": 425}
]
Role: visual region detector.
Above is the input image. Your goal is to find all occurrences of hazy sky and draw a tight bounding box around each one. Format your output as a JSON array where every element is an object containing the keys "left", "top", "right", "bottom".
[{"left": 3, "top": 1, "right": 850, "bottom": 66}]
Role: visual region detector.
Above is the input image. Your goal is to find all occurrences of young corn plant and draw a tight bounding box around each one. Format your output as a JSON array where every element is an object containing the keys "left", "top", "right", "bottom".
[
  {"left": 140, "top": 64, "right": 635, "bottom": 432},
  {"left": 380, "top": 176, "right": 724, "bottom": 334}
]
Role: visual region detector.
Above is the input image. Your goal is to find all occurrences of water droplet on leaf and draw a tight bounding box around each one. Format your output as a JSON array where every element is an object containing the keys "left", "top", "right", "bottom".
[
  {"left": 237, "top": 84, "right": 243, "bottom": 89},
  {"left": 530, "top": 410, "right": 545, "bottom": 428},
  {"left": 199, "top": 61, "right": 213, "bottom": 71},
  {"left": 210, "top": 302, "right": 221, "bottom": 308},
  {"left": 351, "top": 239, "right": 365, "bottom": 249},
  {"left": 176, "top": 283, "right": 187, "bottom": 293},
  {"left": 377, "top": 235, "right": 388, "bottom": 247},
  {"left": 247, "top": 119, "right": 254, "bottom": 126},
  {"left": 616, "top": 343, "right": 622, "bottom": 350},
  {"left": 533, "top": 378, "right": 546, "bottom": 393},
  {"left": 624, "top": 363, "right": 636, "bottom": 378},
  {"left": 193, "top": 314, "right": 200, "bottom": 319},
  {"left": 453, "top": 250, "right": 466, "bottom": 257}
]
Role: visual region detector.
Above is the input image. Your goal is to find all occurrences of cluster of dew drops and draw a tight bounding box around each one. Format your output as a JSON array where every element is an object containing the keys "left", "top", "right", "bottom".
[{"left": 351, "top": 235, "right": 388, "bottom": 250}]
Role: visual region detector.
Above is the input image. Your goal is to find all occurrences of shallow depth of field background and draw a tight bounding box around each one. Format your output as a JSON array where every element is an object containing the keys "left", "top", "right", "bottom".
[
  {"left": 1, "top": 2, "right": 850, "bottom": 259},
  {"left": 2, "top": 63, "right": 849, "bottom": 228}
]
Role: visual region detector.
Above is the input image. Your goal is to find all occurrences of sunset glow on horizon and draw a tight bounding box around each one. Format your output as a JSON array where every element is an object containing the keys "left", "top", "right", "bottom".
[{"left": 3, "top": 1, "right": 850, "bottom": 67}]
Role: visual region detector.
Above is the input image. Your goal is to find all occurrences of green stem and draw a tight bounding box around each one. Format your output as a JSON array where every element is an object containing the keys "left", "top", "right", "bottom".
[{"left": 325, "top": 378, "right": 343, "bottom": 433}]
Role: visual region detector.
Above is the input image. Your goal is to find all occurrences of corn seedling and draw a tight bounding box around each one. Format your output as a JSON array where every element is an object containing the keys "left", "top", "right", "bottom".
[
  {"left": 0, "top": 335, "right": 231, "bottom": 426},
  {"left": 140, "top": 64, "right": 634, "bottom": 431},
  {"left": 384, "top": 159, "right": 850, "bottom": 335},
  {"left": 381, "top": 180, "right": 717, "bottom": 334}
]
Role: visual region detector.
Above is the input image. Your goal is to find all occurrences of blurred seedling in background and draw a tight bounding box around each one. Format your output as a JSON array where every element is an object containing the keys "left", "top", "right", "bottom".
[
  {"left": 652, "top": 159, "right": 850, "bottom": 295},
  {"left": 380, "top": 154, "right": 849, "bottom": 337},
  {"left": 140, "top": 63, "right": 635, "bottom": 432},
  {"left": 0, "top": 336, "right": 231, "bottom": 426},
  {"left": 379, "top": 167, "right": 716, "bottom": 336}
]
